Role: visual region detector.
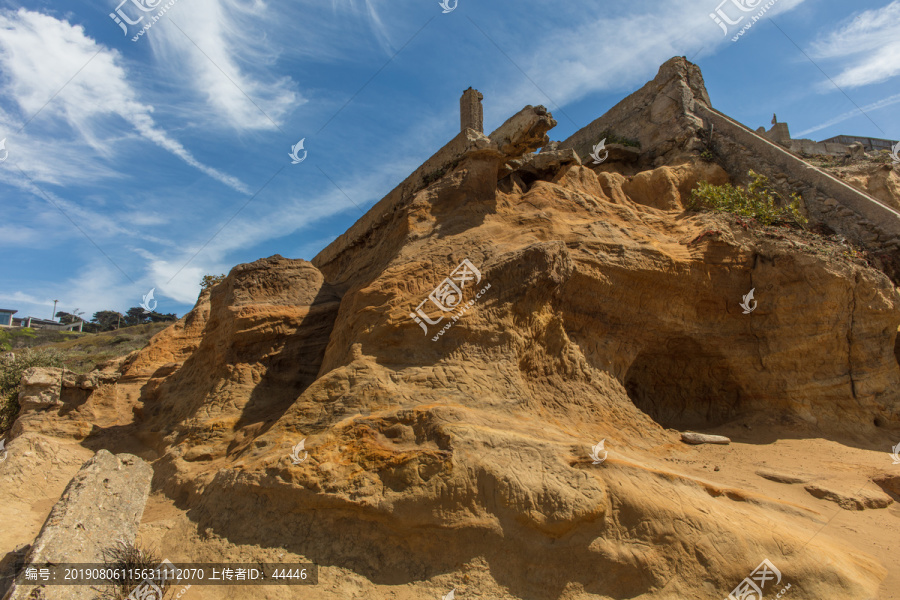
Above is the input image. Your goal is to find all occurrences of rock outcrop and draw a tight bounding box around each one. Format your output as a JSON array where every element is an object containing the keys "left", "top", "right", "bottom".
[{"left": 803, "top": 483, "right": 893, "bottom": 511}]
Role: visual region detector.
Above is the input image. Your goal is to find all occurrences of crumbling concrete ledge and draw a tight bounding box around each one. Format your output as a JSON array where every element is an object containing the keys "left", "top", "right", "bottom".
[
  {"left": 312, "top": 105, "right": 557, "bottom": 271},
  {"left": 3, "top": 450, "right": 153, "bottom": 600}
]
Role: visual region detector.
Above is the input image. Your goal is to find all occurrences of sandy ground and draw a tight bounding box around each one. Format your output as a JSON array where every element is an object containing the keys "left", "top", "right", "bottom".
[
  {"left": 115, "top": 429, "right": 900, "bottom": 599},
  {"left": 2, "top": 424, "right": 898, "bottom": 599}
]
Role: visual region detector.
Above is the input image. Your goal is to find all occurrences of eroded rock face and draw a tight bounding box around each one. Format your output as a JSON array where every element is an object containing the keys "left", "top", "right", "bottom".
[
  {"left": 840, "top": 164, "right": 900, "bottom": 212},
  {"left": 92, "top": 153, "right": 900, "bottom": 600},
  {"left": 17, "top": 368, "right": 63, "bottom": 411},
  {"left": 804, "top": 483, "right": 893, "bottom": 511},
  {"left": 132, "top": 255, "right": 342, "bottom": 465}
]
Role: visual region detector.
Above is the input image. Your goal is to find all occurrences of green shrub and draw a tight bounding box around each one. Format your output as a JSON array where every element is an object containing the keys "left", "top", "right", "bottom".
[
  {"left": 689, "top": 170, "right": 807, "bottom": 226},
  {"left": 0, "top": 348, "right": 63, "bottom": 433},
  {"left": 596, "top": 129, "right": 641, "bottom": 149},
  {"left": 0, "top": 328, "right": 36, "bottom": 351}
]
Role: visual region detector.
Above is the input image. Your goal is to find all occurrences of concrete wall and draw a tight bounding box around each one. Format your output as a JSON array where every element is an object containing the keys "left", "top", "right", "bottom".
[
  {"left": 758, "top": 123, "right": 850, "bottom": 157},
  {"left": 696, "top": 104, "right": 900, "bottom": 250},
  {"left": 789, "top": 139, "right": 849, "bottom": 157},
  {"left": 559, "top": 57, "right": 710, "bottom": 163},
  {"left": 311, "top": 129, "right": 493, "bottom": 269},
  {"left": 311, "top": 57, "right": 899, "bottom": 277}
]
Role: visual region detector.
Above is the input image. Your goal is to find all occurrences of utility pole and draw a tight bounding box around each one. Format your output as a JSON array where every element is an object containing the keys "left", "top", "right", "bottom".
[{"left": 52, "top": 300, "right": 59, "bottom": 321}]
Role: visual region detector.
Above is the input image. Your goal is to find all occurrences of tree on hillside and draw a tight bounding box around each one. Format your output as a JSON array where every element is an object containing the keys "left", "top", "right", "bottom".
[
  {"left": 55, "top": 311, "right": 77, "bottom": 325},
  {"left": 146, "top": 311, "right": 177, "bottom": 323},
  {"left": 123, "top": 307, "right": 150, "bottom": 327},
  {"left": 92, "top": 310, "right": 122, "bottom": 331},
  {"left": 122, "top": 307, "right": 177, "bottom": 326}
]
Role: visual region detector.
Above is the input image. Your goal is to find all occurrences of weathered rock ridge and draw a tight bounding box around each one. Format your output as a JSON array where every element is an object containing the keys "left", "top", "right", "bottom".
[{"left": 3, "top": 57, "right": 900, "bottom": 600}]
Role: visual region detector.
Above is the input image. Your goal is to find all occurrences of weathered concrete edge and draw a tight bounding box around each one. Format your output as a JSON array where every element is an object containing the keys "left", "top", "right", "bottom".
[
  {"left": 311, "top": 129, "right": 492, "bottom": 270},
  {"left": 557, "top": 57, "right": 710, "bottom": 161},
  {"left": 4, "top": 450, "right": 153, "bottom": 600},
  {"left": 696, "top": 104, "right": 900, "bottom": 238}
]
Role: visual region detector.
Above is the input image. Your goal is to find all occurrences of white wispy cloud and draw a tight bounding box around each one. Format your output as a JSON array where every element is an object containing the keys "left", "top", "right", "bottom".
[
  {"left": 148, "top": 0, "right": 302, "bottom": 132},
  {"left": 0, "top": 167, "right": 178, "bottom": 251},
  {"left": 0, "top": 8, "right": 249, "bottom": 192},
  {"left": 794, "top": 92, "right": 900, "bottom": 138},
  {"left": 477, "top": 0, "right": 808, "bottom": 125},
  {"left": 149, "top": 166, "right": 399, "bottom": 304},
  {"left": 808, "top": 1, "right": 900, "bottom": 89},
  {"left": 0, "top": 291, "right": 54, "bottom": 310}
]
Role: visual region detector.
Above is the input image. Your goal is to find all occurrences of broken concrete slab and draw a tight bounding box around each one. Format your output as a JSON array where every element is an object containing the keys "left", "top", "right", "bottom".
[
  {"left": 4, "top": 450, "right": 153, "bottom": 600},
  {"left": 489, "top": 105, "right": 557, "bottom": 159},
  {"left": 500, "top": 148, "right": 581, "bottom": 182},
  {"left": 680, "top": 432, "right": 731, "bottom": 445}
]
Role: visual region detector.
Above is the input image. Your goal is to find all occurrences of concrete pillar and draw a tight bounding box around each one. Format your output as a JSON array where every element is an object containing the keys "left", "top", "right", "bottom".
[
  {"left": 770, "top": 122, "right": 791, "bottom": 147},
  {"left": 460, "top": 87, "right": 484, "bottom": 134}
]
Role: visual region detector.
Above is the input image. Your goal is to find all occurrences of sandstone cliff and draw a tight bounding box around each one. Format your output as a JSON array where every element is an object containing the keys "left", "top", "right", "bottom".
[{"left": 2, "top": 57, "right": 899, "bottom": 600}]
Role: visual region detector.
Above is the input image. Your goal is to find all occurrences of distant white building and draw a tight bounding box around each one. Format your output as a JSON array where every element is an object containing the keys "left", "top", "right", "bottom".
[
  {"left": 0, "top": 309, "right": 83, "bottom": 331},
  {"left": 0, "top": 309, "right": 16, "bottom": 327}
]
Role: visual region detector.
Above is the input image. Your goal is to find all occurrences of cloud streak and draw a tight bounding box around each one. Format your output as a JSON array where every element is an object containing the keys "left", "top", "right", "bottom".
[
  {"left": 808, "top": 1, "right": 900, "bottom": 89},
  {"left": 794, "top": 92, "right": 900, "bottom": 138},
  {"left": 0, "top": 8, "right": 249, "bottom": 192}
]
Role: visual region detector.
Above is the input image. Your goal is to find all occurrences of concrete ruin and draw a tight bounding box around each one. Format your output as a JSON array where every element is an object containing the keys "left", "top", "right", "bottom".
[
  {"left": 757, "top": 120, "right": 899, "bottom": 158},
  {"left": 312, "top": 97, "right": 554, "bottom": 269},
  {"left": 460, "top": 87, "right": 484, "bottom": 134},
  {"left": 3, "top": 450, "right": 153, "bottom": 600},
  {"left": 312, "top": 59, "right": 900, "bottom": 273}
]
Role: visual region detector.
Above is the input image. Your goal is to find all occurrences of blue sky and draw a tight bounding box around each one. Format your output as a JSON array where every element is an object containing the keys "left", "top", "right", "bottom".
[{"left": 1, "top": 0, "right": 898, "bottom": 321}]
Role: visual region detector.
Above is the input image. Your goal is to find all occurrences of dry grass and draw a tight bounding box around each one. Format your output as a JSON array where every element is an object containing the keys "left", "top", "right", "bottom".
[{"left": 24, "top": 323, "right": 170, "bottom": 373}]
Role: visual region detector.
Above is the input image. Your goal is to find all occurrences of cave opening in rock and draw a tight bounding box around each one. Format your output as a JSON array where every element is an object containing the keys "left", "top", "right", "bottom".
[
  {"left": 624, "top": 337, "right": 743, "bottom": 430},
  {"left": 894, "top": 332, "right": 900, "bottom": 371}
]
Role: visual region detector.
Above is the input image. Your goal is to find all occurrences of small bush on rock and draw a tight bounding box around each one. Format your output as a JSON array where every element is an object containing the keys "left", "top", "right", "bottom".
[{"left": 689, "top": 170, "right": 807, "bottom": 226}]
